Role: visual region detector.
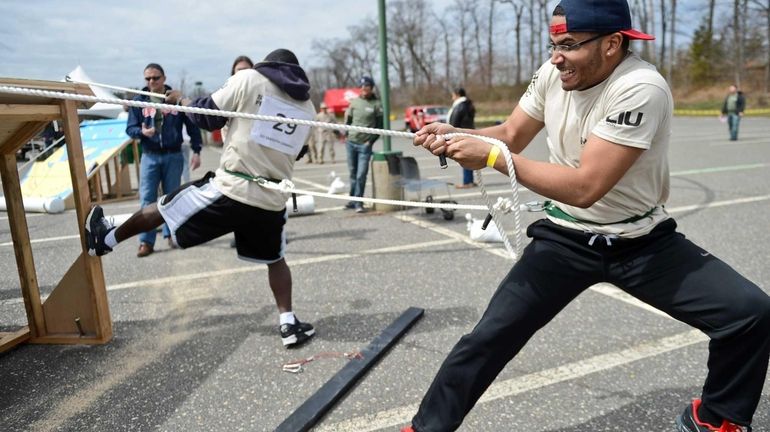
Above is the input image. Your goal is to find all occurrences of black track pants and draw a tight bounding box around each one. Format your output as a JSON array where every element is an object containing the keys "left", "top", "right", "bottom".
[{"left": 411, "top": 219, "right": 770, "bottom": 431}]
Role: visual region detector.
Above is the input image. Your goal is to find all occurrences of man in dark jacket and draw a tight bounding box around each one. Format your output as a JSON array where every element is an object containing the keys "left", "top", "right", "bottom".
[
  {"left": 721, "top": 84, "right": 746, "bottom": 141},
  {"left": 125, "top": 63, "right": 203, "bottom": 257},
  {"left": 447, "top": 87, "right": 476, "bottom": 188}
]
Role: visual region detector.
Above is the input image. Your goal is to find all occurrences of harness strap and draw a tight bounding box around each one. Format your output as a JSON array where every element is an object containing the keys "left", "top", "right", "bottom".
[
  {"left": 224, "top": 169, "right": 299, "bottom": 211},
  {"left": 224, "top": 169, "right": 281, "bottom": 184},
  {"left": 543, "top": 200, "right": 656, "bottom": 225}
]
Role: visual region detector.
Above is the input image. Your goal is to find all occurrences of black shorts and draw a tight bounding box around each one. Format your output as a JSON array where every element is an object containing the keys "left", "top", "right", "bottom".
[{"left": 158, "top": 173, "right": 288, "bottom": 263}]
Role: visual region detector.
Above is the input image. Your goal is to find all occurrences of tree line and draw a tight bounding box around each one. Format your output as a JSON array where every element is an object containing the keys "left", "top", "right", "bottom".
[{"left": 306, "top": 0, "right": 770, "bottom": 108}]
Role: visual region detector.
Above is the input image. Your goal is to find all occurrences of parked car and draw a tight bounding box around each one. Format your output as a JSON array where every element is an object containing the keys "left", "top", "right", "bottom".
[{"left": 404, "top": 105, "right": 449, "bottom": 132}]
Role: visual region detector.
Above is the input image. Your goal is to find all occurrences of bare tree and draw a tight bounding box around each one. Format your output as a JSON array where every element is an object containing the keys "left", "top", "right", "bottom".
[
  {"left": 648, "top": 0, "right": 657, "bottom": 64},
  {"left": 311, "top": 39, "right": 353, "bottom": 86},
  {"left": 470, "top": 4, "right": 486, "bottom": 85},
  {"left": 387, "top": 33, "right": 411, "bottom": 88},
  {"left": 310, "top": 19, "right": 379, "bottom": 89},
  {"left": 499, "top": 0, "right": 527, "bottom": 84},
  {"left": 451, "top": 0, "right": 473, "bottom": 84},
  {"left": 659, "top": 0, "right": 668, "bottom": 72},
  {"left": 538, "top": 0, "right": 550, "bottom": 62},
  {"left": 438, "top": 11, "right": 453, "bottom": 88},
  {"left": 388, "top": 1, "right": 418, "bottom": 87},
  {"left": 486, "top": 0, "right": 496, "bottom": 87},
  {"left": 390, "top": 0, "right": 438, "bottom": 86},
  {"left": 707, "top": 0, "right": 717, "bottom": 35},
  {"left": 632, "top": 0, "right": 655, "bottom": 61},
  {"left": 528, "top": 0, "right": 537, "bottom": 76},
  {"left": 750, "top": 0, "right": 770, "bottom": 92},
  {"left": 734, "top": 0, "right": 743, "bottom": 86},
  {"left": 668, "top": 0, "right": 677, "bottom": 82},
  {"left": 741, "top": 0, "right": 750, "bottom": 87}
]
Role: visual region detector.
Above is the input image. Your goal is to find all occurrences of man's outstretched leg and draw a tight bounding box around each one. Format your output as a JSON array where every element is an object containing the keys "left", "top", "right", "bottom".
[
  {"left": 268, "top": 257, "right": 315, "bottom": 347},
  {"left": 85, "top": 204, "right": 164, "bottom": 256}
]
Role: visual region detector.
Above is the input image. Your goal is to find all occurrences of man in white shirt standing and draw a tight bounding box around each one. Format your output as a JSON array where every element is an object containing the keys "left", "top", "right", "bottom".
[{"left": 402, "top": 1, "right": 769, "bottom": 431}]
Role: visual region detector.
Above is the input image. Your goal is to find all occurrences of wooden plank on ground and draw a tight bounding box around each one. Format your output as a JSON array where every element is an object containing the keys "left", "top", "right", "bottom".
[
  {"left": 0, "top": 327, "right": 31, "bottom": 353},
  {"left": 275, "top": 307, "right": 425, "bottom": 432}
]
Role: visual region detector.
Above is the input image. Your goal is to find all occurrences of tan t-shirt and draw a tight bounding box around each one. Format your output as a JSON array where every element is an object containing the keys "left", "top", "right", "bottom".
[
  {"left": 210, "top": 69, "right": 315, "bottom": 210},
  {"left": 518, "top": 52, "right": 673, "bottom": 238}
]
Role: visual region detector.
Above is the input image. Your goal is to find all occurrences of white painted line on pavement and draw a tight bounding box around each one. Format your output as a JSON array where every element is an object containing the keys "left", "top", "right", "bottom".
[
  {"left": 711, "top": 139, "right": 769, "bottom": 147},
  {"left": 0, "top": 239, "right": 458, "bottom": 306},
  {"left": 671, "top": 162, "right": 770, "bottom": 176},
  {"left": 0, "top": 234, "right": 79, "bottom": 247},
  {"left": 314, "top": 205, "right": 346, "bottom": 213},
  {"left": 0, "top": 213, "right": 45, "bottom": 221},
  {"left": 315, "top": 329, "right": 708, "bottom": 432},
  {"left": 667, "top": 194, "right": 770, "bottom": 214},
  {"left": 396, "top": 214, "right": 511, "bottom": 260},
  {"left": 589, "top": 283, "right": 675, "bottom": 319}
]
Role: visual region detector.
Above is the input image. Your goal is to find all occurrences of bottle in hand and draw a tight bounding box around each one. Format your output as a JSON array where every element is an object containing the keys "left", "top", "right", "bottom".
[{"left": 142, "top": 107, "right": 156, "bottom": 129}]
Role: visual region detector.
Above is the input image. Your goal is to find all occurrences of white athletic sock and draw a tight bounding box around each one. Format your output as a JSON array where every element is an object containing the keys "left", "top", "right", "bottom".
[
  {"left": 279, "top": 312, "right": 296, "bottom": 326},
  {"left": 105, "top": 228, "right": 118, "bottom": 248}
]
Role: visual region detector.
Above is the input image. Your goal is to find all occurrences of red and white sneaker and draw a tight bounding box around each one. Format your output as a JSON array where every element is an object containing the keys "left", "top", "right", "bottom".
[{"left": 675, "top": 399, "right": 751, "bottom": 431}]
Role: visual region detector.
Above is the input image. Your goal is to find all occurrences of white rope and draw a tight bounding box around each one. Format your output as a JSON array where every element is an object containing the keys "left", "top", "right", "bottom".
[
  {"left": 258, "top": 177, "right": 529, "bottom": 213},
  {"left": 0, "top": 85, "right": 411, "bottom": 139},
  {"left": 0, "top": 84, "right": 524, "bottom": 259},
  {"left": 442, "top": 133, "right": 522, "bottom": 259},
  {"left": 64, "top": 76, "right": 167, "bottom": 99}
]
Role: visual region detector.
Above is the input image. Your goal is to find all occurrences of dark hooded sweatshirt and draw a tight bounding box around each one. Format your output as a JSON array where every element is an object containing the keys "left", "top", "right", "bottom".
[{"left": 187, "top": 61, "right": 310, "bottom": 131}]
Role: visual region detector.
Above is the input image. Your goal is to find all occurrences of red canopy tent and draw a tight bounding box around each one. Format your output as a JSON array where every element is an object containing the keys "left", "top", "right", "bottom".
[{"left": 322, "top": 88, "right": 361, "bottom": 115}]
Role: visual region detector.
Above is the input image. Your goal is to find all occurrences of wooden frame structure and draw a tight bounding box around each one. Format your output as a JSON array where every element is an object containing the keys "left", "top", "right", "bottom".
[
  {"left": 82, "top": 138, "right": 140, "bottom": 207},
  {"left": 0, "top": 78, "right": 112, "bottom": 353}
]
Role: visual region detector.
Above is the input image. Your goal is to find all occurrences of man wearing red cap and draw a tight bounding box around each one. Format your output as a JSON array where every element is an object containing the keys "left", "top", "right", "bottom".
[{"left": 404, "top": 0, "right": 769, "bottom": 431}]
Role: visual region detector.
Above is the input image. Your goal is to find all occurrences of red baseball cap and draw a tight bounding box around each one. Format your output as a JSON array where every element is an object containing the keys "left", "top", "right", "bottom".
[{"left": 550, "top": 0, "right": 654, "bottom": 41}]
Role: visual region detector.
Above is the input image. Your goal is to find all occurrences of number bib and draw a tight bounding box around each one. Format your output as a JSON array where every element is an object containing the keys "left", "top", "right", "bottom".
[{"left": 250, "top": 95, "right": 313, "bottom": 156}]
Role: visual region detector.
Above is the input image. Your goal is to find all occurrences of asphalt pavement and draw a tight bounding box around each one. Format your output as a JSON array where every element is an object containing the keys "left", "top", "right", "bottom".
[{"left": 1, "top": 116, "right": 769, "bottom": 431}]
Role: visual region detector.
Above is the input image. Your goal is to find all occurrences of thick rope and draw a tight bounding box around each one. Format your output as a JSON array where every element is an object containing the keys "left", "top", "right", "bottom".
[
  {"left": 0, "top": 84, "right": 524, "bottom": 259},
  {"left": 440, "top": 133, "right": 521, "bottom": 258}
]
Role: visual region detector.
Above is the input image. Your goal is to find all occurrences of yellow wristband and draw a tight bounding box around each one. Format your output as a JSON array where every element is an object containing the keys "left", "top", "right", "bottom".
[{"left": 486, "top": 145, "right": 501, "bottom": 168}]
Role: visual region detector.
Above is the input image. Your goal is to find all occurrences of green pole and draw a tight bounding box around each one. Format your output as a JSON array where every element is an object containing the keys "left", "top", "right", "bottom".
[
  {"left": 371, "top": 0, "right": 401, "bottom": 211},
  {"left": 378, "top": 0, "right": 392, "bottom": 152}
]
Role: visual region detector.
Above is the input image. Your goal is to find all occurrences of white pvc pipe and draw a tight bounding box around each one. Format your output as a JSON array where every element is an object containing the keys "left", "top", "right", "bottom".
[
  {"left": 286, "top": 195, "right": 315, "bottom": 216},
  {"left": 0, "top": 196, "right": 66, "bottom": 214}
]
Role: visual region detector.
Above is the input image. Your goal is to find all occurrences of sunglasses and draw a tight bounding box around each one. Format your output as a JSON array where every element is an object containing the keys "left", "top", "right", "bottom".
[{"left": 144, "top": 76, "right": 163, "bottom": 81}]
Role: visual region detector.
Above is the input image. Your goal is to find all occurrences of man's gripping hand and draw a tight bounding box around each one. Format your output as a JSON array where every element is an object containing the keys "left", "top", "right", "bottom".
[
  {"left": 413, "top": 122, "right": 456, "bottom": 154},
  {"left": 164, "top": 90, "right": 190, "bottom": 106}
]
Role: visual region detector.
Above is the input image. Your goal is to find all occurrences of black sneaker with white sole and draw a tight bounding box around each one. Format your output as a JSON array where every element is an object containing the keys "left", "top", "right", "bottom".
[
  {"left": 280, "top": 319, "right": 315, "bottom": 348},
  {"left": 85, "top": 205, "right": 116, "bottom": 257}
]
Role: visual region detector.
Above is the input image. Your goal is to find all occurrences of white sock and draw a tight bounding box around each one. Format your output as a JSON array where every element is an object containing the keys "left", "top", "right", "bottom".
[
  {"left": 105, "top": 228, "right": 118, "bottom": 248},
  {"left": 279, "top": 312, "right": 296, "bottom": 325}
]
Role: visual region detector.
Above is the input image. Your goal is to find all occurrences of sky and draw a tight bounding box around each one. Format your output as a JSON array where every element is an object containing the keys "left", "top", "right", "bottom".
[{"left": 0, "top": 0, "right": 448, "bottom": 93}]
